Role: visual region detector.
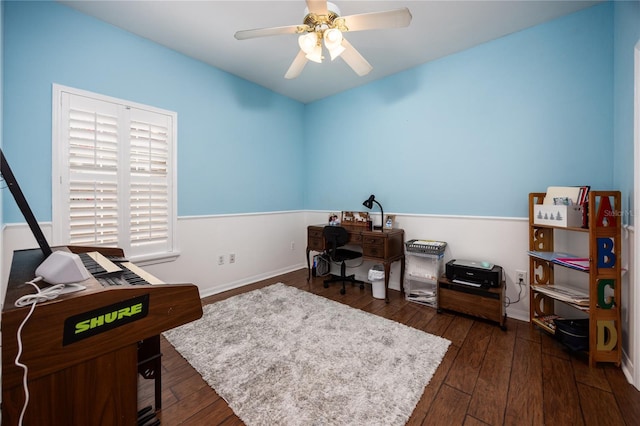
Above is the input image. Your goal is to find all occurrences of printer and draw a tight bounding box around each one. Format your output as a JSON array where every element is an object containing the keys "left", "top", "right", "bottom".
[{"left": 445, "top": 259, "right": 503, "bottom": 288}]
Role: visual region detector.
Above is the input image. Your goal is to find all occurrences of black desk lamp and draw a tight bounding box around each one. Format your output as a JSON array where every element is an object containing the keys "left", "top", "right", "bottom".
[{"left": 363, "top": 194, "right": 384, "bottom": 230}]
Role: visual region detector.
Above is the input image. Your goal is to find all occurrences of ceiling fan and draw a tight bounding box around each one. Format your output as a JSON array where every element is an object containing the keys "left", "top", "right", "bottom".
[{"left": 234, "top": 0, "right": 412, "bottom": 79}]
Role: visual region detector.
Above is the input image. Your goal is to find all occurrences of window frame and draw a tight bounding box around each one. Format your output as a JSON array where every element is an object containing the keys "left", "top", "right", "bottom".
[{"left": 52, "top": 84, "right": 179, "bottom": 263}]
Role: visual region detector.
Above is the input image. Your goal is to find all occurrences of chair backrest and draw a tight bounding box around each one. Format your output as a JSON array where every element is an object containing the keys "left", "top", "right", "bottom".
[{"left": 323, "top": 226, "right": 349, "bottom": 258}]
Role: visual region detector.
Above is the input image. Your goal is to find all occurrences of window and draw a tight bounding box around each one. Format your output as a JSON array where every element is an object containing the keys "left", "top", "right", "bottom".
[{"left": 52, "top": 84, "right": 177, "bottom": 261}]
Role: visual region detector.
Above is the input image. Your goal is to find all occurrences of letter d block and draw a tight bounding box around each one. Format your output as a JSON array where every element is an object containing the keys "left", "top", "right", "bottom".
[{"left": 597, "top": 320, "right": 618, "bottom": 351}]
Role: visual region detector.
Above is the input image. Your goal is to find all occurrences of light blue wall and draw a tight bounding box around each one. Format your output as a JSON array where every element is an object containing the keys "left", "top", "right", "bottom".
[
  {"left": 305, "top": 3, "right": 614, "bottom": 217},
  {"left": 613, "top": 0, "right": 640, "bottom": 227},
  {"left": 1, "top": 1, "right": 626, "bottom": 223},
  {"left": 2, "top": 1, "right": 305, "bottom": 223}
]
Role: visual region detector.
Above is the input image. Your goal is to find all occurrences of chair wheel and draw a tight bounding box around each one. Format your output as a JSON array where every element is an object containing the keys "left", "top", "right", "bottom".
[
  {"left": 340, "top": 288, "right": 346, "bottom": 295},
  {"left": 359, "top": 284, "right": 365, "bottom": 289},
  {"left": 323, "top": 283, "right": 329, "bottom": 288}
]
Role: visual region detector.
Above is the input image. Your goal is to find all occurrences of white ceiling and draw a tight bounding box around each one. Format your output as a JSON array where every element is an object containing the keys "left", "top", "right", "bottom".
[{"left": 59, "top": 0, "right": 603, "bottom": 104}]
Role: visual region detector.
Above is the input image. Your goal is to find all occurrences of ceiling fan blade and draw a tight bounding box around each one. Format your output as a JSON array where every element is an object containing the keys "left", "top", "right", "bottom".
[
  {"left": 341, "top": 8, "right": 412, "bottom": 32},
  {"left": 340, "top": 38, "right": 372, "bottom": 77},
  {"left": 306, "top": 0, "right": 328, "bottom": 15},
  {"left": 284, "top": 50, "right": 308, "bottom": 79},
  {"left": 234, "top": 24, "right": 303, "bottom": 40}
]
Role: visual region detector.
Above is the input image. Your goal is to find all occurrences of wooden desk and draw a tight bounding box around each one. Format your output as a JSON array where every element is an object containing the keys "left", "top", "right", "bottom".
[
  {"left": 306, "top": 225, "right": 405, "bottom": 302},
  {"left": 2, "top": 246, "right": 203, "bottom": 425}
]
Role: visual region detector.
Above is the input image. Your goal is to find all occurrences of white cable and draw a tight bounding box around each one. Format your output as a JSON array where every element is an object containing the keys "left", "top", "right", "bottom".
[
  {"left": 14, "top": 277, "right": 64, "bottom": 425},
  {"left": 14, "top": 279, "right": 65, "bottom": 307}
]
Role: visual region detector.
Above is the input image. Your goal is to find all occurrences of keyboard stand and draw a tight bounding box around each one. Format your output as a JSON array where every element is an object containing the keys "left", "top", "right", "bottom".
[{"left": 138, "top": 335, "right": 163, "bottom": 410}]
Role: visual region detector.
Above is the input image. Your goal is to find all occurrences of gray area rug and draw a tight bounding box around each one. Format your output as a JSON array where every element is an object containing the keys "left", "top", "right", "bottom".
[{"left": 163, "top": 283, "right": 451, "bottom": 425}]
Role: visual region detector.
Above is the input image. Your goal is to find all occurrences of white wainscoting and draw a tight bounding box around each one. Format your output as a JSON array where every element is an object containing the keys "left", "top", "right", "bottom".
[
  {"left": 143, "top": 212, "right": 630, "bottom": 328},
  {"left": 1, "top": 211, "right": 638, "bottom": 387},
  {"left": 1, "top": 211, "right": 531, "bottom": 317},
  {"left": 144, "top": 211, "right": 310, "bottom": 298}
]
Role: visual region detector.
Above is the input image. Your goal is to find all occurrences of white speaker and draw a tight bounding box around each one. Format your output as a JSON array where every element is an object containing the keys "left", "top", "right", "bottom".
[{"left": 35, "top": 251, "right": 91, "bottom": 284}]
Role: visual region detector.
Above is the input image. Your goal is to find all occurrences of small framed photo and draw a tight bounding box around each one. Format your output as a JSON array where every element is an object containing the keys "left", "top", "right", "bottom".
[
  {"left": 384, "top": 215, "right": 395, "bottom": 229},
  {"left": 328, "top": 213, "right": 340, "bottom": 225}
]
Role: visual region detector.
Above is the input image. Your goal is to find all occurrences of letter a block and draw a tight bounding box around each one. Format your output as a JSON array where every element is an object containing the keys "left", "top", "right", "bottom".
[{"left": 596, "top": 196, "right": 617, "bottom": 228}]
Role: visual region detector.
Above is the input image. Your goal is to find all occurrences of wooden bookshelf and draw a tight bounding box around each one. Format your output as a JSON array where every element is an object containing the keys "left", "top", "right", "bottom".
[{"left": 528, "top": 191, "right": 622, "bottom": 367}]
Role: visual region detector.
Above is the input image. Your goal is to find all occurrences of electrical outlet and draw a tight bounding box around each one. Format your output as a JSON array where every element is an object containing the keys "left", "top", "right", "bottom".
[
  {"left": 290, "top": 241, "right": 295, "bottom": 251},
  {"left": 229, "top": 253, "right": 236, "bottom": 264},
  {"left": 218, "top": 255, "right": 225, "bottom": 265},
  {"left": 516, "top": 269, "right": 527, "bottom": 285}
]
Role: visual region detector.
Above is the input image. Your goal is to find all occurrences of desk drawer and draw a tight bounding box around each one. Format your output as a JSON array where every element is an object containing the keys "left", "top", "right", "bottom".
[
  {"left": 308, "top": 237, "right": 324, "bottom": 251},
  {"left": 308, "top": 228, "right": 323, "bottom": 239},
  {"left": 362, "top": 235, "right": 385, "bottom": 258},
  {"left": 308, "top": 228, "right": 324, "bottom": 251},
  {"left": 348, "top": 233, "right": 363, "bottom": 244}
]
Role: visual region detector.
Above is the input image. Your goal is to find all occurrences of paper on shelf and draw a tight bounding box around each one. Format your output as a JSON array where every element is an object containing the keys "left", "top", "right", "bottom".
[
  {"left": 554, "top": 257, "right": 590, "bottom": 271},
  {"left": 527, "top": 251, "right": 589, "bottom": 271},
  {"left": 543, "top": 186, "right": 582, "bottom": 205},
  {"left": 527, "top": 251, "right": 577, "bottom": 261},
  {"left": 531, "top": 284, "right": 589, "bottom": 306}
]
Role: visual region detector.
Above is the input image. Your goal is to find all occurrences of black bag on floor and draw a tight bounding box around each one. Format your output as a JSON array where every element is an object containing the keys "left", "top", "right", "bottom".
[
  {"left": 555, "top": 318, "right": 589, "bottom": 352},
  {"left": 315, "top": 254, "right": 330, "bottom": 277}
]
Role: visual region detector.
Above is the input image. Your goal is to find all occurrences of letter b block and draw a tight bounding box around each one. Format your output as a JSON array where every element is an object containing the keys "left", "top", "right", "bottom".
[{"left": 597, "top": 237, "right": 616, "bottom": 268}]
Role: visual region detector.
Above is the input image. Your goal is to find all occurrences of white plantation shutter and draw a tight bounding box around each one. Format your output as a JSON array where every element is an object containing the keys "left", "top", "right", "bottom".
[
  {"left": 68, "top": 107, "right": 120, "bottom": 246},
  {"left": 53, "top": 85, "right": 177, "bottom": 260},
  {"left": 129, "top": 112, "right": 170, "bottom": 250}
]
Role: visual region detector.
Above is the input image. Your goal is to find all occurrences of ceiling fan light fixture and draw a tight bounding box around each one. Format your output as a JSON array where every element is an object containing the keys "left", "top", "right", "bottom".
[
  {"left": 235, "top": 2, "right": 413, "bottom": 80},
  {"left": 323, "top": 28, "right": 342, "bottom": 46},
  {"left": 305, "top": 43, "right": 323, "bottom": 63},
  {"left": 323, "top": 28, "right": 345, "bottom": 60},
  {"left": 298, "top": 32, "right": 318, "bottom": 54}
]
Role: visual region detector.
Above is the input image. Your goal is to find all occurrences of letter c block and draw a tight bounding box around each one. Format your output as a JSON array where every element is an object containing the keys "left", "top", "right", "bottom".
[{"left": 597, "top": 279, "right": 615, "bottom": 309}]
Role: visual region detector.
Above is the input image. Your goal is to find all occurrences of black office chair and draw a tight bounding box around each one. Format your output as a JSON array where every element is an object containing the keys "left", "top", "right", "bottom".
[{"left": 322, "top": 226, "right": 365, "bottom": 295}]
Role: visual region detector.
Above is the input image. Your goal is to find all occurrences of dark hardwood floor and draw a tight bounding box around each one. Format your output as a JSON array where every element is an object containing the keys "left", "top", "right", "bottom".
[{"left": 138, "top": 269, "right": 640, "bottom": 425}]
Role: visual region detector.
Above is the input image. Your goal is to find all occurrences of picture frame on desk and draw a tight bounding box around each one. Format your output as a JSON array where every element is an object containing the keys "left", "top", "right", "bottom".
[
  {"left": 341, "top": 211, "right": 370, "bottom": 227},
  {"left": 384, "top": 215, "right": 395, "bottom": 229}
]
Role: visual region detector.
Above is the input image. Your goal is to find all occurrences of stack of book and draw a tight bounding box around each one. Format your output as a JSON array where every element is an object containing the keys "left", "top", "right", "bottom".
[
  {"left": 406, "top": 289, "right": 437, "bottom": 304},
  {"left": 530, "top": 284, "right": 590, "bottom": 309},
  {"left": 576, "top": 186, "right": 590, "bottom": 206}
]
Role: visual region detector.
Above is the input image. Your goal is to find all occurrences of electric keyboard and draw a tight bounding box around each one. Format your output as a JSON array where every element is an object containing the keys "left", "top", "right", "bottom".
[
  {"left": 2, "top": 245, "right": 203, "bottom": 425},
  {"left": 78, "top": 252, "right": 108, "bottom": 275},
  {"left": 77, "top": 250, "right": 162, "bottom": 286}
]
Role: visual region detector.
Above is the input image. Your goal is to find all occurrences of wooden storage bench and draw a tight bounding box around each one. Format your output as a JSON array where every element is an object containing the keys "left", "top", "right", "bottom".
[{"left": 437, "top": 276, "right": 506, "bottom": 330}]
